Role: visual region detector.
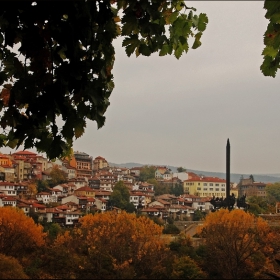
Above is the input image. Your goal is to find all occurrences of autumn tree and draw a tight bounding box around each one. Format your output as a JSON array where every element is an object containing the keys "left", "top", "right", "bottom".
[
  {"left": 0, "top": 254, "right": 29, "bottom": 279},
  {"left": 170, "top": 256, "right": 207, "bottom": 279},
  {"left": 76, "top": 211, "right": 171, "bottom": 279},
  {"left": 198, "top": 209, "right": 278, "bottom": 279},
  {"left": 0, "top": 1, "right": 208, "bottom": 159},
  {"left": 48, "top": 165, "right": 67, "bottom": 187},
  {"left": 41, "top": 211, "right": 172, "bottom": 278},
  {"left": 0, "top": 207, "right": 45, "bottom": 258},
  {"left": 39, "top": 230, "right": 82, "bottom": 279},
  {"left": 26, "top": 181, "right": 38, "bottom": 198}
]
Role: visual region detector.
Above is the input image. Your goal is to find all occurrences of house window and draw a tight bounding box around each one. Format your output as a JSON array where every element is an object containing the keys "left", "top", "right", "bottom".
[
  {"left": 215, "top": 184, "right": 219, "bottom": 186},
  {"left": 197, "top": 187, "right": 201, "bottom": 190},
  {"left": 209, "top": 183, "right": 213, "bottom": 186},
  {"left": 203, "top": 188, "right": 207, "bottom": 191},
  {"left": 215, "top": 188, "right": 219, "bottom": 191},
  {"left": 209, "top": 188, "right": 213, "bottom": 191},
  {"left": 221, "top": 188, "right": 225, "bottom": 191},
  {"left": 203, "top": 183, "right": 207, "bottom": 186},
  {"left": 198, "top": 183, "right": 200, "bottom": 185}
]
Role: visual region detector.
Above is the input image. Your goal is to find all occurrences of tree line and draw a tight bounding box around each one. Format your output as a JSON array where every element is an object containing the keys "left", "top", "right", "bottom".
[{"left": 1, "top": 206, "right": 280, "bottom": 279}]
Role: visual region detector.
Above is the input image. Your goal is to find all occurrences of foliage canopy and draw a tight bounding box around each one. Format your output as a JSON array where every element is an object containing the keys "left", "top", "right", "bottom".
[
  {"left": 0, "top": 0, "right": 208, "bottom": 159},
  {"left": 198, "top": 209, "right": 278, "bottom": 279},
  {"left": 0, "top": 207, "right": 45, "bottom": 258},
  {"left": 261, "top": 1, "right": 280, "bottom": 77}
]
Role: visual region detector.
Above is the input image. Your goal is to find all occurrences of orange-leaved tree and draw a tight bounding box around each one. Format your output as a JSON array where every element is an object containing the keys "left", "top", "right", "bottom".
[
  {"left": 75, "top": 211, "right": 170, "bottom": 279},
  {"left": 198, "top": 209, "right": 277, "bottom": 279},
  {"left": 0, "top": 207, "right": 45, "bottom": 258},
  {"left": 0, "top": 253, "right": 29, "bottom": 279}
]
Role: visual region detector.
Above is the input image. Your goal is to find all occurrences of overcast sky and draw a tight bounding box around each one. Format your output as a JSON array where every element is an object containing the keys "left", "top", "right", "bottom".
[
  {"left": 3, "top": 1, "right": 280, "bottom": 175},
  {"left": 73, "top": 1, "right": 280, "bottom": 175}
]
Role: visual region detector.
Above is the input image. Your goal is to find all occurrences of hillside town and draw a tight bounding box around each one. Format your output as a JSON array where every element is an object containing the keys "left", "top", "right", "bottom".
[{"left": 0, "top": 149, "right": 271, "bottom": 227}]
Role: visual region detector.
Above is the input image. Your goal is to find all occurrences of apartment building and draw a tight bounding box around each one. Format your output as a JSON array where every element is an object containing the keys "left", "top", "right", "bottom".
[
  {"left": 93, "top": 156, "right": 109, "bottom": 171},
  {"left": 183, "top": 174, "right": 226, "bottom": 198},
  {"left": 72, "top": 151, "right": 93, "bottom": 178}
]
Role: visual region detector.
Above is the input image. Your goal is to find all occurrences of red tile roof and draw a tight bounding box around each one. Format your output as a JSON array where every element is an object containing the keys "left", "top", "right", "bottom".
[{"left": 75, "top": 186, "right": 94, "bottom": 192}]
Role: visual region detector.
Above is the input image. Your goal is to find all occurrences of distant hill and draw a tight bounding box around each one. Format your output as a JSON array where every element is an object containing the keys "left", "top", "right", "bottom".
[{"left": 109, "top": 162, "right": 280, "bottom": 184}]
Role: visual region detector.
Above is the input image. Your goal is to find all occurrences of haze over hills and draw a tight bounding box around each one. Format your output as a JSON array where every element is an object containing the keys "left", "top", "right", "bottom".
[{"left": 109, "top": 162, "right": 280, "bottom": 184}]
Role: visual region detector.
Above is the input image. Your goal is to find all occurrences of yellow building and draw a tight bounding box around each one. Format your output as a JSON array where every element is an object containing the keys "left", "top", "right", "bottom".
[
  {"left": 183, "top": 174, "right": 227, "bottom": 198},
  {"left": 93, "top": 156, "right": 109, "bottom": 171},
  {"left": 74, "top": 186, "right": 96, "bottom": 198}
]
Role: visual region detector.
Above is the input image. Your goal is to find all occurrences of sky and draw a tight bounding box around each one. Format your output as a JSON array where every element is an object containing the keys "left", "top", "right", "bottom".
[{"left": 3, "top": 1, "right": 280, "bottom": 175}]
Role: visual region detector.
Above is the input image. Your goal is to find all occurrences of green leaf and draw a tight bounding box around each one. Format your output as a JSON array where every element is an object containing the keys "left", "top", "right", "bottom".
[
  {"left": 198, "top": 13, "right": 208, "bottom": 32},
  {"left": 260, "top": 56, "right": 278, "bottom": 77},
  {"left": 270, "top": 12, "right": 280, "bottom": 24},
  {"left": 122, "top": 35, "right": 139, "bottom": 47},
  {"left": 125, "top": 44, "right": 137, "bottom": 56},
  {"left": 174, "top": 42, "right": 184, "bottom": 59},
  {"left": 262, "top": 46, "right": 279, "bottom": 59},
  {"left": 6, "top": 138, "right": 18, "bottom": 149},
  {"left": 48, "top": 136, "right": 63, "bottom": 159},
  {"left": 139, "top": 44, "right": 152, "bottom": 56},
  {"left": 192, "top": 32, "right": 202, "bottom": 49},
  {"left": 35, "top": 133, "right": 53, "bottom": 153},
  {"left": 74, "top": 119, "right": 86, "bottom": 138},
  {"left": 173, "top": 17, "right": 185, "bottom": 36},
  {"left": 96, "top": 114, "right": 105, "bottom": 129},
  {"left": 0, "top": 134, "right": 7, "bottom": 147},
  {"left": 169, "top": 12, "right": 179, "bottom": 24},
  {"left": 159, "top": 44, "right": 169, "bottom": 56}
]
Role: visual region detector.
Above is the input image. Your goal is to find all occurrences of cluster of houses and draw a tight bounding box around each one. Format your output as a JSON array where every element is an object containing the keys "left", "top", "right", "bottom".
[{"left": 0, "top": 150, "right": 269, "bottom": 227}]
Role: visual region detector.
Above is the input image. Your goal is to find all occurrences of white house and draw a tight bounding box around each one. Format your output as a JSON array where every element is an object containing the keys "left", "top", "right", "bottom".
[
  {"left": 129, "top": 191, "right": 146, "bottom": 208},
  {"left": 0, "top": 182, "right": 18, "bottom": 196},
  {"left": 36, "top": 192, "right": 52, "bottom": 203}
]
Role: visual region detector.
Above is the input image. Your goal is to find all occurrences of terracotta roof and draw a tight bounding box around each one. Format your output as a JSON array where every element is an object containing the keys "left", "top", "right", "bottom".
[
  {"left": 141, "top": 207, "right": 165, "bottom": 212},
  {"left": 51, "top": 189, "right": 62, "bottom": 192},
  {"left": 94, "top": 156, "right": 106, "bottom": 160},
  {"left": 37, "top": 192, "right": 51, "bottom": 195},
  {"left": 156, "top": 198, "right": 171, "bottom": 205},
  {"left": 184, "top": 176, "right": 226, "bottom": 183},
  {"left": 130, "top": 191, "right": 146, "bottom": 196},
  {"left": 0, "top": 182, "right": 25, "bottom": 186},
  {"left": 33, "top": 203, "right": 46, "bottom": 208},
  {"left": 56, "top": 205, "right": 71, "bottom": 210},
  {"left": 13, "top": 150, "right": 37, "bottom": 155},
  {"left": 2, "top": 196, "right": 17, "bottom": 201},
  {"left": 75, "top": 186, "right": 94, "bottom": 192}
]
